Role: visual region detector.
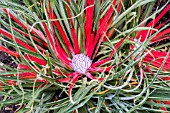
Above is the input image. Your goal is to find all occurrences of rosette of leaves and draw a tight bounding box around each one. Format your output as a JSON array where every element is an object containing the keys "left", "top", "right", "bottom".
[{"left": 0, "top": 0, "right": 170, "bottom": 113}]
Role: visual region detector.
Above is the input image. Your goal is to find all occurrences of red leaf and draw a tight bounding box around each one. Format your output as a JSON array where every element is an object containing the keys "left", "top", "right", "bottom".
[
  {"left": 17, "top": 64, "right": 30, "bottom": 70},
  {"left": 12, "top": 27, "right": 47, "bottom": 51},
  {"left": 57, "top": 78, "right": 72, "bottom": 83},
  {"left": 6, "top": 80, "right": 17, "bottom": 86},
  {"left": 24, "top": 55, "right": 47, "bottom": 66},
  {"left": 17, "top": 72, "right": 36, "bottom": 79},
  {"left": 66, "top": 72, "right": 79, "bottom": 77},
  {"left": 143, "top": 57, "right": 170, "bottom": 71},
  {"left": 42, "top": 22, "right": 57, "bottom": 53},
  {"left": 85, "top": 72, "right": 96, "bottom": 80},
  {"left": 47, "top": 5, "right": 71, "bottom": 61},
  {"left": 155, "top": 100, "right": 168, "bottom": 113},
  {"left": 152, "top": 28, "right": 170, "bottom": 41},
  {"left": 42, "top": 22, "right": 70, "bottom": 67},
  {"left": 85, "top": 0, "right": 94, "bottom": 54},
  {"left": 3, "top": 9, "right": 47, "bottom": 42},
  {"left": 71, "top": 27, "right": 80, "bottom": 54},
  {"left": 90, "top": 0, "right": 117, "bottom": 57},
  {"left": 162, "top": 76, "right": 170, "bottom": 81},
  {"left": 117, "top": 0, "right": 123, "bottom": 13},
  {"left": 0, "top": 82, "right": 3, "bottom": 90},
  {"left": 150, "top": 36, "right": 170, "bottom": 44},
  {"left": 68, "top": 73, "right": 79, "bottom": 98},
  {"left": 163, "top": 101, "right": 170, "bottom": 105},
  {"left": 0, "top": 29, "right": 37, "bottom": 52},
  {"left": 51, "top": 11, "right": 74, "bottom": 55},
  {"left": 136, "top": 4, "right": 170, "bottom": 42},
  {"left": 0, "top": 45, "right": 19, "bottom": 57},
  {"left": 147, "top": 4, "right": 170, "bottom": 28},
  {"left": 86, "top": 33, "right": 94, "bottom": 57},
  {"left": 17, "top": 64, "right": 40, "bottom": 72},
  {"left": 0, "top": 46, "right": 47, "bottom": 66},
  {"left": 52, "top": 69, "right": 62, "bottom": 76},
  {"left": 92, "top": 17, "right": 113, "bottom": 58},
  {"left": 145, "top": 50, "right": 170, "bottom": 58},
  {"left": 3, "top": 9, "right": 27, "bottom": 29},
  {"left": 91, "top": 37, "right": 125, "bottom": 67},
  {"left": 65, "top": 4, "right": 80, "bottom": 54}
]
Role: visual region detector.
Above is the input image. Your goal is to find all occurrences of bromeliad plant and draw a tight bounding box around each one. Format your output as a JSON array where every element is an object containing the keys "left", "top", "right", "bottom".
[{"left": 0, "top": 0, "right": 170, "bottom": 112}]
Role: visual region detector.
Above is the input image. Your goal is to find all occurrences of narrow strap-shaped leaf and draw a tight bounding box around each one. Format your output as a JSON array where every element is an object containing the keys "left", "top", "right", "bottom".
[
  {"left": 12, "top": 27, "right": 47, "bottom": 51},
  {"left": 54, "top": 46, "right": 70, "bottom": 65},
  {"left": 1, "top": 72, "right": 35, "bottom": 79},
  {"left": 91, "top": 0, "right": 117, "bottom": 57},
  {"left": 152, "top": 19, "right": 170, "bottom": 32},
  {"left": 145, "top": 61, "right": 170, "bottom": 71},
  {"left": 42, "top": 22, "right": 70, "bottom": 66},
  {"left": 3, "top": 9, "right": 47, "bottom": 42},
  {"left": 52, "top": 69, "right": 62, "bottom": 76},
  {"left": 152, "top": 28, "right": 170, "bottom": 41},
  {"left": 155, "top": 100, "right": 167, "bottom": 113},
  {"left": 91, "top": 37, "right": 125, "bottom": 67},
  {"left": 23, "top": 55, "right": 46, "bottom": 66},
  {"left": 86, "top": 33, "right": 94, "bottom": 57},
  {"left": 85, "top": 72, "right": 96, "bottom": 80},
  {"left": 0, "top": 29, "right": 36, "bottom": 52},
  {"left": 143, "top": 57, "right": 170, "bottom": 71},
  {"left": 89, "top": 66, "right": 116, "bottom": 73},
  {"left": 117, "top": 0, "right": 123, "bottom": 13},
  {"left": 42, "top": 22, "right": 57, "bottom": 54},
  {"left": 69, "top": 0, "right": 86, "bottom": 43},
  {"left": 17, "top": 72, "right": 36, "bottom": 79},
  {"left": 136, "top": 4, "right": 170, "bottom": 41},
  {"left": 137, "top": 25, "right": 170, "bottom": 43},
  {"left": 17, "top": 64, "right": 30, "bottom": 70},
  {"left": 3, "top": 9, "right": 27, "bottom": 29},
  {"left": 46, "top": 2, "right": 69, "bottom": 58},
  {"left": 163, "top": 101, "right": 170, "bottom": 105},
  {"left": 0, "top": 45, "right": 19, "bottom": 57},
  {"left": 57, "top": 78, "right": 72, "bottom": 83},
  {"left": 68, "top": 72, "right": 79, "bottom": 102},
  {"left": 92, "top": 16, "right": 113, "bottom": 58},
  {"left": 5, "top": 80, "right": 17, "bottom": 86},
  {"left": 147, "top": 4, "right": 170, "bottom": 28},
  {"left": 71, "top": 28, "right": 80, "bottom": 54},
  {"left": 65, "top": 3, "right": 80, "bottom": 54},
  {"left": 0, "top": 45, "right": 47, "bottom": 66},
  {"left": 144, "top": 52, "right": 170, "bottom": 63},
  {"left": 66, "top": 72, "right": 79, "bottom": 77},
  {"left": 85, "top": 0, "right": 94, "bottom": 54},
  {"left": 144, "top": 19, "right": 170, "bottom": 43},
  {"left": 47, "top": 2, "right": 55, "bottom": 38},
  {"left": 49, "top": 12, "right": 71, "bottom": 63},
  {"left": 161, "top": 76, "right": 170, "bottom": 81},
  {"left": 51, "top": 10, "right": 74, "bottom": 55},
  {"left": 144, "top": 57, "right": 170, "bottom": 64},
  {"left": 145, "top": 50, "right": 170, "bottom": 57}
]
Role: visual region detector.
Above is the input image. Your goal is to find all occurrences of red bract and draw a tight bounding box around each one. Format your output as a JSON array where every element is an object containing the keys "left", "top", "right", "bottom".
[{"left": 0, "top": 0, "right": 124, "bottom": 102}]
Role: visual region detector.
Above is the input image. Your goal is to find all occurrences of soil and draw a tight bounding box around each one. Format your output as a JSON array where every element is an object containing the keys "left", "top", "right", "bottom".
[
  {"left": 0, "top": 52, "right": 16, "bottom": 68},
  {"left": 0, "top": 0, "right": 169, "bottom": 112}
]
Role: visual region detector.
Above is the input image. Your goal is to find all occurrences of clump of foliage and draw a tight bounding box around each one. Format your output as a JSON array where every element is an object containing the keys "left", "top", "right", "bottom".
[{"left": 0, "top": 0, "right": 170, "bottom": 112}]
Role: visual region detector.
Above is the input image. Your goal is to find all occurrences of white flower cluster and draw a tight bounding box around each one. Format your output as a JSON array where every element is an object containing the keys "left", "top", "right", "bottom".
[{"left": 71, "top": 54, "right": 92, "bottom": 74}]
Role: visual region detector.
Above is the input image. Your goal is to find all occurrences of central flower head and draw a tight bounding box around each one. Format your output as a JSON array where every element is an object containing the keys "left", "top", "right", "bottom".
[{"left": 71, "top": 54, "right": 92, "bottom": 74}]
